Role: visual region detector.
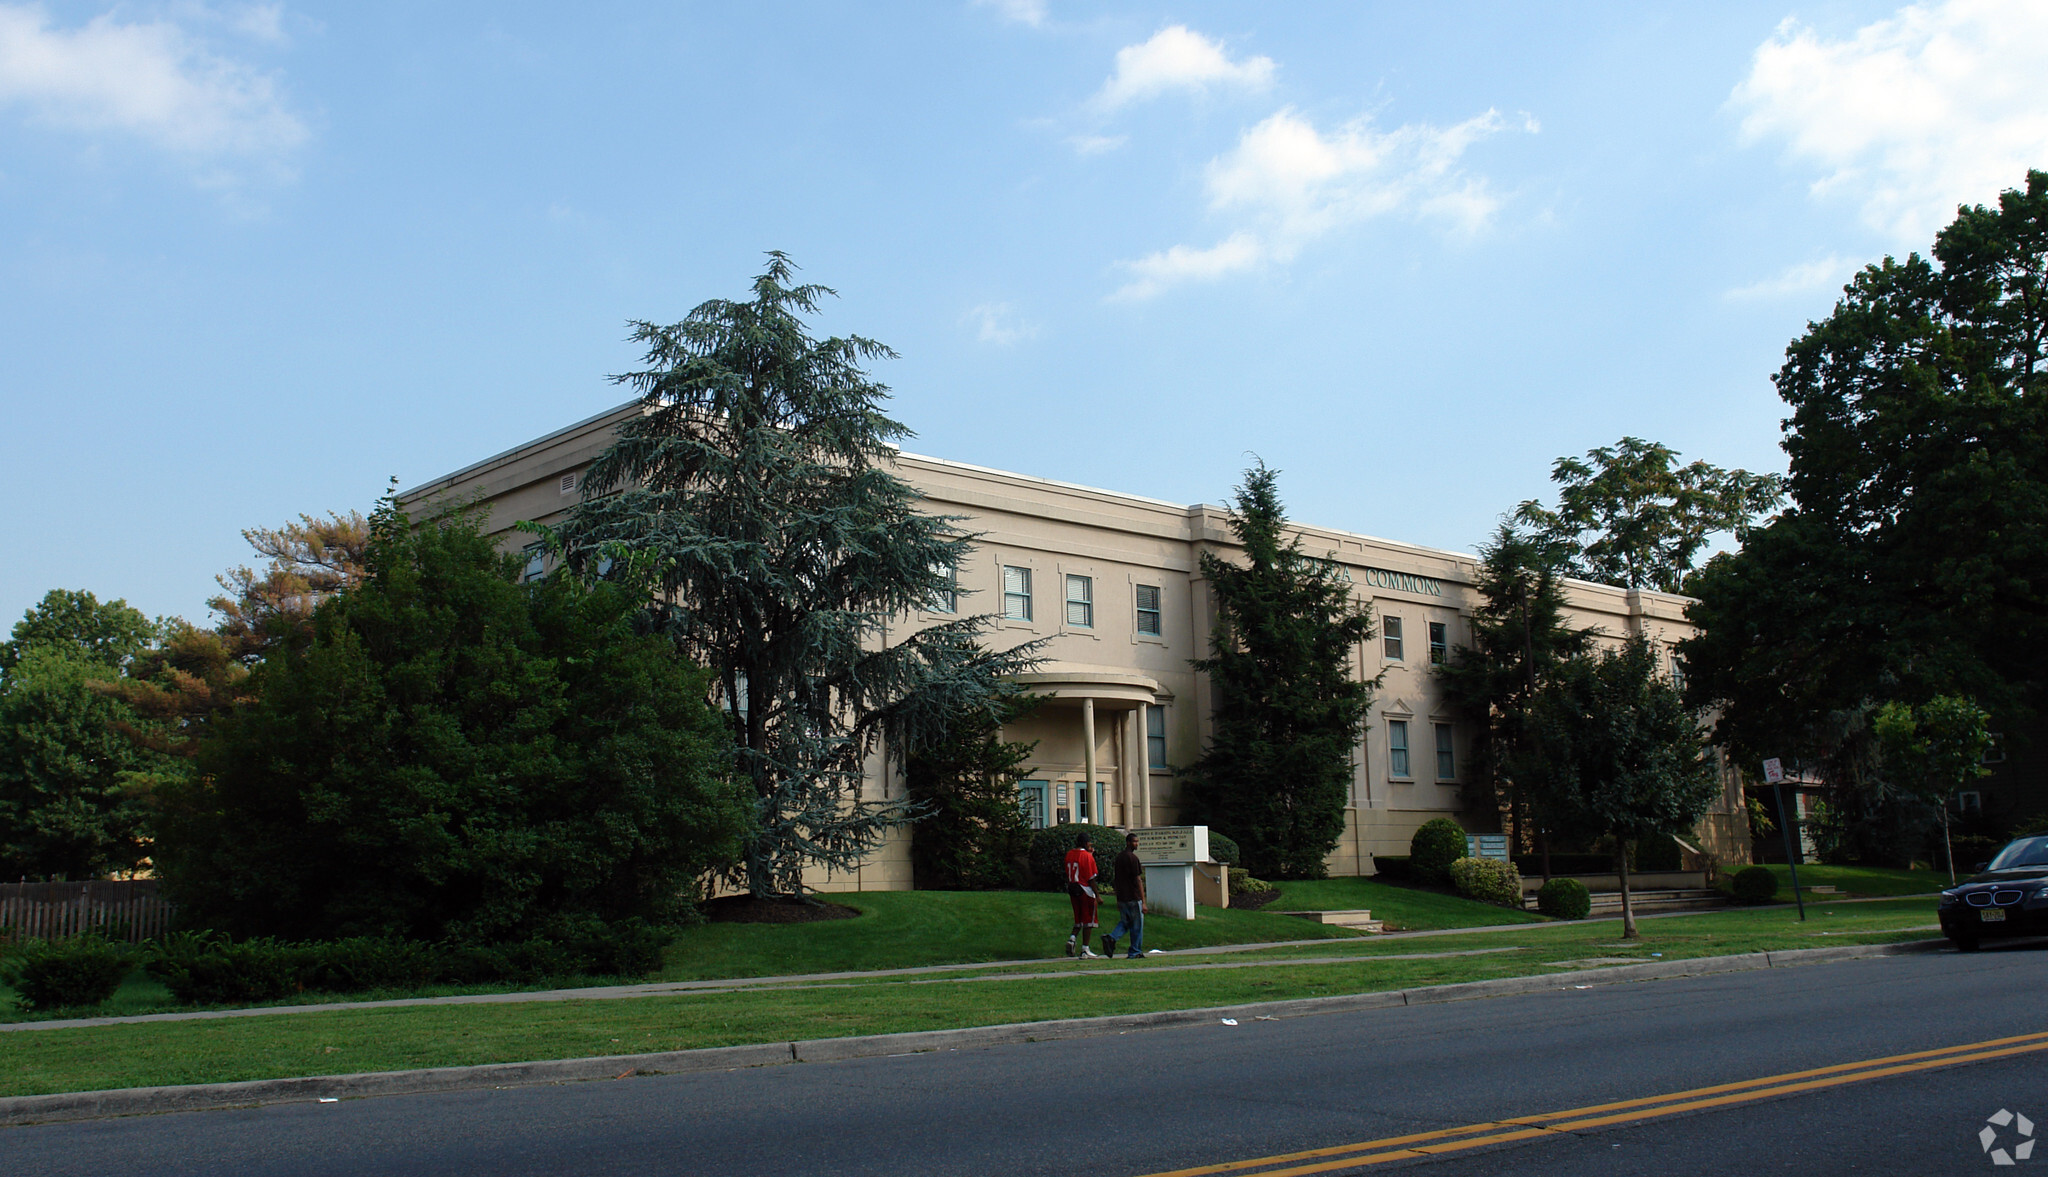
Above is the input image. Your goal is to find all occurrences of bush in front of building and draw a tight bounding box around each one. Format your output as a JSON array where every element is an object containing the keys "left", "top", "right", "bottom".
[
  {"left": 1731, "top": 865, "right": 1779, "bottom": 905},
  {"left": 0, "top": 932, "right": 135, "bottom": 1011},
  {"left": 1536, "top": 877, "right": 1592, "bottom": 919},
  {"left": 1635, "top": 835, "right": 1683, "bottom": 873},
  {"left": 1028, "top": 824, "right": 1121, "bottom": 892},
  {"left": 1207, "top": 831, "right": 1240, "bottom": 866},
  {"left": 1410, "top": 818, "right": 1469, "bottom": 887},
  {"left": 1448, "top": 856, "right": 1523, "bottom": 907},
  {"left": 1368, "top": 855, "right": 1410, "bottom": 881}
]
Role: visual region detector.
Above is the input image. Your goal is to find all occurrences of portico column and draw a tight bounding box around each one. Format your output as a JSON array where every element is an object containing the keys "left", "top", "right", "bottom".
[
  {"left": 1082, "top": 697, "right": 1097, "bottom": 823},
  {"left": 1135, "top": 702, "right": 1151, "bottom": 828}
]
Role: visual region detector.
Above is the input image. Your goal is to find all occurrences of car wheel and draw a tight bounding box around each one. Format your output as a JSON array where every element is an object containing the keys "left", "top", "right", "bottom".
[{"left": 1952, "top": 936, "right": 1981, "bottom": 953}]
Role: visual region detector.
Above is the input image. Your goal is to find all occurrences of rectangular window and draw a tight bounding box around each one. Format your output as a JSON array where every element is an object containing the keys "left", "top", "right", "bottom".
[
  {"left": 1435, "top": 723, "right": 1456, "bottom": 781},
  {"left": 1017, "top": 781, "right": 1047, "bottom": 829},
  {"left": 1984, "top": 734, "right": 2006, "bottom": 764},
  {"left": 1003, "top": 566, "right": 1032, "bottom": 621},
  {"left": 522, "top": 548, "right": 546, "bottom": 583},
  {"left": 1958, "top": 791, "right": 1983, "bottom": 814},
  {"left": 1135, "top": 584, "right": 1162, "bottom": 635},
  {"left": 1076, "top": 780, "right": 1090, "bottom": 822},
  {"left": 1428, "top": 622, "right": 1448, "bottom": 665},
  {"left": 1388, "top": 719, "right": 1411, "bottom": 779},
  {"left": 1065, "top": 574, "right": 1093, "bottom": 627},
  {"left": 1147, "top": 706, "right": 1167, "bottom": 769},
  {"left": 1383, "top": 616, "right": 1404, "bottom": 661},
  {"left": 929, "top": 561, "right": 957, "bottom": 613}
]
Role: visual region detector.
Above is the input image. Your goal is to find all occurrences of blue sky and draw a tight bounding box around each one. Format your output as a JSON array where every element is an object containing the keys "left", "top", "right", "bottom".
[{"left": 4, "top": 0, "right": 2046, "bottom": 625}]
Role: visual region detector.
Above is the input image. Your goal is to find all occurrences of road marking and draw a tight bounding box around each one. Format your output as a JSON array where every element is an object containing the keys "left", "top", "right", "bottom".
[{"left": 1137, "top": 1030, "right": 2048, "bottom": 1176}]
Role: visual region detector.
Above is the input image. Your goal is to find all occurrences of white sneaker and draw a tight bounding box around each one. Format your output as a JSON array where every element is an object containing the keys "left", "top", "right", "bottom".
[
  {"left": 1146, "top": 949, "right": 1164, "bottom": 955},
  {"left": 1080, "top": 948, "right": 1101, "bottom": 959}
]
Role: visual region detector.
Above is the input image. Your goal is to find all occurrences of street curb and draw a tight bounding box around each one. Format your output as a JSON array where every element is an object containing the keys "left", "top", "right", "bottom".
[{"left": 0, "top": 938, "right": 1946, "bottom": 1126}]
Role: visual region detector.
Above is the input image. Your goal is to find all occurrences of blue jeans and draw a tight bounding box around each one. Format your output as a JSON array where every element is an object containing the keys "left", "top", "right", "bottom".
[{"left": 1107, "top": 900, "right": 1144, "bottom": 956}]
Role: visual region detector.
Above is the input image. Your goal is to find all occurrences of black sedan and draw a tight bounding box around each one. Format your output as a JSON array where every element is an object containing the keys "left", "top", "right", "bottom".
[{"left": 1939, "top": 835, "right": 2048, "bottom": 950}]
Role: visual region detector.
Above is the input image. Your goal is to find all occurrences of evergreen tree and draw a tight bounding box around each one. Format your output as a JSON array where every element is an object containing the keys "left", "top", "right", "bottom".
[
  {"left": 1178, "top": 462, "right": 1376, "bottom": 879},
  {"left": 562, "top": 255, "right": 1041, "bottom": 898},
  {"left": 904, "top": 695, "right": 1040, "bottom": 891},
  {"left": 1437, "top": 523, "right": 1590, "bottom": 868},
  {"left": 156, "top": 501, "right": 750, "bottom": 941},
  {"left": 1524, "top": 637, "right": 1717, "bottom": 938}
]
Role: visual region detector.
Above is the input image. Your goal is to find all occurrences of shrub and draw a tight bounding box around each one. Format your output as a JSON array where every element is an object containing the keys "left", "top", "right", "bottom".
[
  {"left": 1635, "top": 835, "right": 1683, "bottom": 872},
  {"left": 144, "top": 932, "right": 302, "bottom": 1005},
  {"left": 1370, "top": 854, "right": 1411, "bottom": 881},
  {"left": 1731, "top": 865, "right": 1778, "bottom": 905},
  {"left": 1511, "top": 853, "right": 1615, "bottom": 876},
  {"left": 0, "top": 933, "right": 134, "bottom": 1011},
  {"left": 1229, "top": 873, "right": 1274, "bottom": 895},
  {"left": 1410, "top": 818, "right": 1468, "bottom": 887},
  {"left": 1536, "top": 877, "right": 1592, "bottom": 920},
  {"left": 1207, "top": 831, "right": 1240, "bottom": 866},
  {"left": 1028, "top": 824, "right": 1118, "bottom": 891},
  {"left": 1448, "top": 856, "right": 1523, "bottom": 907}
]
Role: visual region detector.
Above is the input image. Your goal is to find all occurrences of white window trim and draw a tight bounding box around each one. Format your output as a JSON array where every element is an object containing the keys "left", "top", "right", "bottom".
[
  {"left": 1384, "top": 713, "right": 1415, "bottom": 781},
  {"left": 1128, "top": 572, "right": 1169, "bottom": 647}
]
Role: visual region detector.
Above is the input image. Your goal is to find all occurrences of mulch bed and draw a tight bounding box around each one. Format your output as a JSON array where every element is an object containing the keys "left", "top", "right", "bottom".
[
  {"left": 702, "top": 895, "right": 863, "bottom": 924},
  {"left": 1230, "top": 887, "right": 1284, "bottom": 911}
]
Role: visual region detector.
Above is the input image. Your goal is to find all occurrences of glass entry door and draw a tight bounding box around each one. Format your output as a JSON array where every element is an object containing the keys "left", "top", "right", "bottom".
[{"left": 1017, "top": 781, "right": 1049, "bottom": 829}]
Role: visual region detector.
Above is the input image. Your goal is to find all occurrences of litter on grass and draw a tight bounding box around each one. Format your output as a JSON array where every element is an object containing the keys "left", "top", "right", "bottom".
[{"left": 1220, "top": 1018, "right": 1239, "bottom": 1026}]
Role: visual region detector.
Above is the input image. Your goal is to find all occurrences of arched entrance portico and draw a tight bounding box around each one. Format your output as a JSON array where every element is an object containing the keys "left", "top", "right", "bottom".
[{"left": 1006, "top": 661, "right": 1167, "bottom": 830}]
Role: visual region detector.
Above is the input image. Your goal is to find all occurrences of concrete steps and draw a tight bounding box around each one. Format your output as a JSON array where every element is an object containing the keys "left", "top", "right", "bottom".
[
  {"left": 1525, "top": 888, "right": 1727, "bottom": 915},
  {"left": 1277, "top": 909, "right": 1385, "bottom": 933}
]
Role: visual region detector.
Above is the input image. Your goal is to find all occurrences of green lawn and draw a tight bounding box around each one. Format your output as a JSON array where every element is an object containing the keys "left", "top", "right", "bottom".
[
  {"left": 1742, "top": 864, "right": 1945, "bottom": 900},
  {"left": 0, "top": 899, "right": 1942, "bottom": 1099},
  {"left": 656, "top": 890, "right": 1366, "bottom": 981},
  {"left": 1262, "top": 877, "right": 1543, "bottom": 930}
]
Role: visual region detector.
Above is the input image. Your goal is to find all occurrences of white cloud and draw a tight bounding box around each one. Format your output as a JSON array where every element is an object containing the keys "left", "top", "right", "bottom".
[
  {"left": 1093, "top": 25, "right": 1274, "bottom": 110},
  {"left": 0, "top": 3, "right": 306, "bottom": 165},
  {"left": 1068, "top": 132, "right": 1126, "bottom": 156},
  {"left": 1730, "top": 0, "right": 2048, "bottom": 244},
  {"left": 1112, "top": 107, "right": 1525, "bottom": 300},
  {"left": 975, "top": 0, "right": 1046, "bottom": 29},
  {"left": 1725, "top": 255, "right": 1856, "bottom": 301},
  {"left": 964, "top": 302, "right": 1039, "bottom": 345}
]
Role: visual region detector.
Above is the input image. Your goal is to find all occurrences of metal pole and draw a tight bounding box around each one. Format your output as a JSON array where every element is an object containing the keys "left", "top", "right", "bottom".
[{"left": 1772, "top": 780, "right": 1806, "bottom": 921}]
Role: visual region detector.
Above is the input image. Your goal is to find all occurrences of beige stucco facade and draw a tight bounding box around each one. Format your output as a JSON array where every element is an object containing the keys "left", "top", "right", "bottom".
[{"left": 401, "top": 401, "right": 1749, "bottom": 891}]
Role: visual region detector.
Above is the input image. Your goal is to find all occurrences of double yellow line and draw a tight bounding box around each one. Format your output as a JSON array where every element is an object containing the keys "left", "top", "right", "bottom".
[{"left": 1138, "top": 1029, "right": 2048, "bottom": 1176}]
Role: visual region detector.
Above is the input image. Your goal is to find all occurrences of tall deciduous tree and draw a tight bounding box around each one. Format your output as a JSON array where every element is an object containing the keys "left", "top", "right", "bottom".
[
  {"left": 156, "top": 501, "right": 750, "bottom": 941},
  {"left": 561, "top": 255, "right": 1041, "bottom": 898},
  {"left": 0, "top": 590, "right": 157, "bottom": 674},
  {"left": 1437, "top": 523, "right": 1590, "bottom": 871},
  {"left": 1178, "top": 462, "right": 1377, "bottom": 880},
  {"left": 1515, "top": 437, "right": 1783, "bottom": 594},
  {"left": 1685, "top": 170, "right": 2048, "bottom": 805},
  {"left": 1525, "top": 637, "right": 1717, "bottom": 938},
  {"left": 1873, "top": 695, "right": 1992, "bottom": 884}
]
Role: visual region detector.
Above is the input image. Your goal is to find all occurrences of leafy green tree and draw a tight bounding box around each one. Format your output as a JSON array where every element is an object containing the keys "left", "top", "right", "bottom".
[
  {"left": 1524, "top": 637, "right": 1717, "bottom": 938},
  {"left": 155, "top": 501, "right": 750, "bottom": 942},
  {"left": 1437, "top": 522, "right": 1590, "bottom": 872},
  {"left": 1685, "top": 170, "right": 2048, "bottom": 804},
  {"left": 1178, "top": 462, "right": 1377, "bottom": 879},
  {"left": 1515, "top": 437, "right": 1783, "bottom": 593},
  {"left": 0, "top": 646, "right": 166, "bottom": 880},
  {"left": 0, "top": 590, "right": 157, "bottom": 673},
  {"left": 560, "top": 255, "right": 1041, "bottom": 898},
  {"left": 904, "top": 695, "right": 1040, "bottom": 891},
  {"left": 1873, "top": 695, "right": 1992, "bottom": 884}
]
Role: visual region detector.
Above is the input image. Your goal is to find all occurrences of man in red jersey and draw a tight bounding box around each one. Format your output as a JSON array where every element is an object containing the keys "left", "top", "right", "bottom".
[{"left": 1064, "top": 830, "right": 1101, "bottom": 958}]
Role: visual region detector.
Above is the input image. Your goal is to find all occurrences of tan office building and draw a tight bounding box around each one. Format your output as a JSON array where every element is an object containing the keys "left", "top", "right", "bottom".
[{"left": 402, "top": 401, "right": 1749, "bottom": 892}]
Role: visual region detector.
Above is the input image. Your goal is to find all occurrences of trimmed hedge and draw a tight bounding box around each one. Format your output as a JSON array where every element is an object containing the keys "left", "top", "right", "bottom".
[
  {"left": 0, "top": 933, "right": 134, "bottom": 1011},
  {"left": 1207, "top": 831, "right": 1241, "bottom": 867},
  {"left": 1410, "top": 818, "right": 1468, "bottom": 887},
  {"left": 1028, "top": 824, "right": 1121, "bottom": 891},
  {"left": 1731, "top": 865, "right": 1779, "bottom": 905},
  {"left": 141, "top": 919, "right": 673, "bottom": 1007},
  {"left": 1513, "top": 854, "right": 1617, "bottom": 876},
  {"left": 1448, "top": 856, "right": 1523, "bottom": 907},
  {"left": 1370, "top": 855, "right": 1411, "bottom": 881},
  {"left": 1536, "top": 877, "right": 1592, "bottom": 920}
]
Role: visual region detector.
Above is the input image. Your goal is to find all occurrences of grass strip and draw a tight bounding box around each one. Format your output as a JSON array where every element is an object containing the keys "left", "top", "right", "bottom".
[{"left": 0, "top": 900, "right": 1938, "bottom": 1099}]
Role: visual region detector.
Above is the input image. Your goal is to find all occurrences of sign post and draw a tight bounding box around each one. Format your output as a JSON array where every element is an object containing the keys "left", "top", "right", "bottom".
[
  {"left": 1762, "top": 758, "right": 1806, "bottom": 921},
  {"left": 1131, "top": 826, "right": 1209, "bottom": 920}
]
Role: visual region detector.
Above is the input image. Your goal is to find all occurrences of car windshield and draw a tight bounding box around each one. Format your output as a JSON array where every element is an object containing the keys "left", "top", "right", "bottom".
[{"left": 1986, "top": 836, "right": 2048, "bottom": 871}]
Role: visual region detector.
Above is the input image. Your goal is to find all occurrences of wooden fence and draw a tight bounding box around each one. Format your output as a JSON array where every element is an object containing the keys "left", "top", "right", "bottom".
[{"left": 0, "top": 880, "right": 176, "bottom": 944}]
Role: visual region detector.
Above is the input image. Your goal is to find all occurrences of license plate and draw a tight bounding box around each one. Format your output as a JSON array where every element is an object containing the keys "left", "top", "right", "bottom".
[{"left": 1982, "top": 908, "right": 2006, "bottom": 923}]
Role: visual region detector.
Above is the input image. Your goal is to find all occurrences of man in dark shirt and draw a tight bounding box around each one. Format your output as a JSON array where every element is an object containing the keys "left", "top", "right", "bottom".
[{"left": 1101, "top": 831, "right": 1147, "bottom": 960}]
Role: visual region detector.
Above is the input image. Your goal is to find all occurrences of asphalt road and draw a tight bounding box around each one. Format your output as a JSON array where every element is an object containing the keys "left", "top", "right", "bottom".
[{"left": 5, "top": 942, "right": 2045, "bottom": 1177}]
